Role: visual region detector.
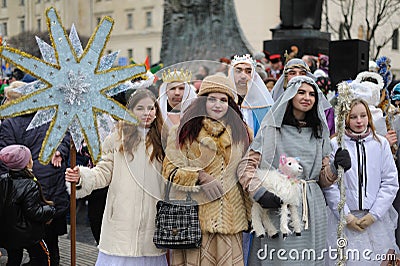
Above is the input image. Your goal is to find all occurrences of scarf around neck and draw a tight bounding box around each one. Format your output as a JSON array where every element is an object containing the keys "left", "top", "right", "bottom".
[{"left": 345, "top": 127, "right": 371, "bottom": 141}]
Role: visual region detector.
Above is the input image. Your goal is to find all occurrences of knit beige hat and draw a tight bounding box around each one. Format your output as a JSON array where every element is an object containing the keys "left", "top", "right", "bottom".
[{"left": 197, "top": 74, "right": 235, "bottom": 100}]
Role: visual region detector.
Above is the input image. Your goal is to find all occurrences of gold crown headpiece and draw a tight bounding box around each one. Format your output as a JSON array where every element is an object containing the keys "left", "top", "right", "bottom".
[
  {"left": 231, "top": 54, "right": 256, "bottom": 67},
  {"left": 161, "top": 68, "right": 192, "bottom": 83}
]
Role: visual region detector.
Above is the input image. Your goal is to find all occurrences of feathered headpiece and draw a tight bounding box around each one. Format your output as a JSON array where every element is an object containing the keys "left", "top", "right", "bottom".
[
  {"left": 376, "top": 56, "right": 393, "bottom": 115},
  {"left": 376, "top": 56, "right": 393, "bottom": 90}
]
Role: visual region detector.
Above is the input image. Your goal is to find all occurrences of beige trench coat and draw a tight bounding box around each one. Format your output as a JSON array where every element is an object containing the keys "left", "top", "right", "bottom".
[{"left": 76, "top": 132, "right": 165, "bottom": 257}]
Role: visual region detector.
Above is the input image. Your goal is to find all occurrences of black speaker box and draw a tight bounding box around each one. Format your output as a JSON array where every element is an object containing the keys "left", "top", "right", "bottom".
[{"left": 329, "top": 40, "right": 369, "bottom": 87}]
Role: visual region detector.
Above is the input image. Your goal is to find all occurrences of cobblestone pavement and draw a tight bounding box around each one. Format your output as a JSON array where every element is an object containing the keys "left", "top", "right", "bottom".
[
  {"left": 59, "top": 237, "right": 98, "bottom": 265},
  {"left": 60, "top": 203, "right": 98, "bottom": 266}
]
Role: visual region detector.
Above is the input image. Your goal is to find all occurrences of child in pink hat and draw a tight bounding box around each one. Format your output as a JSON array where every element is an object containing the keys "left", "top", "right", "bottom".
[{"left": 0, "top": 145, "right": 55, "bottom": 266}]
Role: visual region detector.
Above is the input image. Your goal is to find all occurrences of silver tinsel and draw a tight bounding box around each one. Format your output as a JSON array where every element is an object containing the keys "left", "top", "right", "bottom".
[
  {"left": 69, "top": 117, "right": 84, "bottom": 149},
  {"left": 14, "top": 80, "right": 47, "bottom": 95},
  {"left": 96, "top": 112, "right": 116, "bottom": 141},
  {"left": 334, "top": 81, "right": 353, "bottom": 266},
  {"left": 36, "top": 37, "right": 57, "bottom": 64},
  {"left": 26, "top": 108, "right": 56, "bottom": 130},
  {"left": 98, "top": 51, "right": 119, "bottom": 71},
  {"left": 58, "top": 70, "right": 90, "bottom": 105},
  {"left": 105, "top": 81, "right": 133, "bottom": 97},
  {"left": 69, "top": 24, "right": 84, "bottom": 57}
]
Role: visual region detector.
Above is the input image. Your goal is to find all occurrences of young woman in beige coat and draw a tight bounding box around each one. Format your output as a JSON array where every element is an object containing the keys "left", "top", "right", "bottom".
[
  {"left": 162, "top": 75, "right": 252, "bottom": 265},
  {"left": 65, "top": 89, "right": 167, "bottom": 265}
]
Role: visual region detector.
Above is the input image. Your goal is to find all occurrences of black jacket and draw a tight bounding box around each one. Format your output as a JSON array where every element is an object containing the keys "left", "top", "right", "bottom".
[
  {"left": 0, "top": 114, "right": 70, "bottom": 235},
  {"left": 0, "top": 170, "right": 55, "bottom": 249}
]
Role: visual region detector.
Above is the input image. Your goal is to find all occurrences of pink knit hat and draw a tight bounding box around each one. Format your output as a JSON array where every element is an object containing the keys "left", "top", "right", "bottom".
[{"left": 0, "top": 145, "right": 32, "bottom": 170}]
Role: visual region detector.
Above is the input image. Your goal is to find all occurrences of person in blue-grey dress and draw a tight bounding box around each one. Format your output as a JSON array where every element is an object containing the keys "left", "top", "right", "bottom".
[{"left": 238, "top": 75, "right": 350, "bottom": 265}]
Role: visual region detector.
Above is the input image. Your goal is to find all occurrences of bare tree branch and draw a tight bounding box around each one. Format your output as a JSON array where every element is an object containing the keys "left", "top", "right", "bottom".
[{"left": 327, "top": 0, "right": 400, "bottom": 58}]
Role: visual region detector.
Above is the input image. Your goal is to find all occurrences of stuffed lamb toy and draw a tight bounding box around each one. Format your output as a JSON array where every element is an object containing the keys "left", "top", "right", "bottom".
[{"left": 252, "top": 155, "right": 303, "bottom": 238}]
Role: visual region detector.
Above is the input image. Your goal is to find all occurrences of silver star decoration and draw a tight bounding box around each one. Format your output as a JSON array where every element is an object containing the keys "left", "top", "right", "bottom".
[
  {"left": 58, "top": 70, "right": 90, "bottom": 105},
  {"left": 0, "top": 7, "right": 145, "bottom": 164}
]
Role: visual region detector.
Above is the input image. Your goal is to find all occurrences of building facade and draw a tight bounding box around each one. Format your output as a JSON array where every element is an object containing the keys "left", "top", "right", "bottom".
[{"left": 0, "top": 0, "right": 398, "bottom": 74}]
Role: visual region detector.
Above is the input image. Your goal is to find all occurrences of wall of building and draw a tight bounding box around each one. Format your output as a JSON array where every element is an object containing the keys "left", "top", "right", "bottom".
[
  {"left": 233, "top": 0, "right": 280, "bottom": 52},
  {"left": 0, "top": 0, "right": 398, "bottom": 75}
]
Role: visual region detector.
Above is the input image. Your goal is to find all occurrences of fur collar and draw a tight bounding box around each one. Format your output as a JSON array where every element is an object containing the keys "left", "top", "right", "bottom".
[
  {"left": 198, "top": 118, "right": 231, "bottom": 150},
  {"left": 202, "top": 118, "right": 226, "bottom": 137}
]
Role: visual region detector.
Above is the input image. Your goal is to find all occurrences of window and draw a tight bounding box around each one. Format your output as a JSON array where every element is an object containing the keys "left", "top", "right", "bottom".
[
  {"left": 146, "top": 11, "right": 152, "bottom": 27},
  {"left": 127, "top": 13, "right": 133, "bottom": 29},
  {"left": 392, "top": 29, "right": 399, "bottom": 50},
  {"left": 2, "top": 22, "right": 7, "bottom": 36},
  {"left": 20, "top": 19, "right": 25, "bottom": 33},
  {"left": 146, "top": 47, "right": 152, "bottom": 65},
  {"left": 36, "top": 0, "right": 41, "bottom": 3},
  {"left": 20, "top": 0, "right": 24, "bottom": 5},
  {"left": 127, "top": 49, "right": 133, "bottom": 59},
  {"left": 1, "top": 0, "right": 6, "bottom": 8},
  {"left": 37, "top": 19, "right": 41, "bottom": 32}
]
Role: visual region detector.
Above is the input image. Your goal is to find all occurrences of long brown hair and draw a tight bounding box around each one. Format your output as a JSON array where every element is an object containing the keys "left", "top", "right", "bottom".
[
  {"left": 345, "top": 98, "right": 381, "bottom": 142},
  {"left": 117, "top": 89, "right": 165, "bottom": 162},
  {"left": 283, "top": 81, "right": 322, "bottom": 138},
  {"left": 178, "top": 94, "right": 250, "bottom": 147}
]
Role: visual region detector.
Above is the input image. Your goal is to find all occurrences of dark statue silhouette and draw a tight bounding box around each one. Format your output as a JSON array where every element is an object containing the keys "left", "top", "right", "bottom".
[
  {"left": 278, "top": 0, "right": 323, "bottom": 30},
  {"left": 160, "top": 0, "right": 251, "bottom": 66}
]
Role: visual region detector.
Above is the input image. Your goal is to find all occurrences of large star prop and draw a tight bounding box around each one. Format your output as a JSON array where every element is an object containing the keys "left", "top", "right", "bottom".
[{"left": 0, "top": 7, "right": 146, "bottom": 164}]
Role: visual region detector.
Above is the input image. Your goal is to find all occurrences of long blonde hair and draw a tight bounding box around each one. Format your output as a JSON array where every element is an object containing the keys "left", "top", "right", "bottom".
[
  {"left": 117, "top": 89, "right": 164, "bottom": 162},
  {"left": 345, "top": 98, "right": 380, "bottom": 142}
]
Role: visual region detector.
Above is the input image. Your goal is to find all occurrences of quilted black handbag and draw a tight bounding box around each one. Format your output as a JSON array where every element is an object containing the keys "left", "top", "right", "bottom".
[{"left": 153, "top": 167, "right": 202, "bottom": 249}]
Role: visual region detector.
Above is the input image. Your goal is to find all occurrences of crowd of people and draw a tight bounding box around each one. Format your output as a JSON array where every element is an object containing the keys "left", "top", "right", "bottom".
[{"left": 0, "top": 51, "right": 399, "bottom": 266}]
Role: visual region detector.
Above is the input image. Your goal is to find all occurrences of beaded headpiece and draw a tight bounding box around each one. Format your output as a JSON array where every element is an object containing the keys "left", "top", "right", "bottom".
[{"left": 231, "top": 54, "right": 256, "bottom": 67}]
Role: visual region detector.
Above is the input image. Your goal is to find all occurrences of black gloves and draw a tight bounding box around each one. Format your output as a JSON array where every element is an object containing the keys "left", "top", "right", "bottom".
[
  {"left": 257, "top": 190, "right": 282, "bottom": 209},
  {"left": 334, "top": 148, "right": 351, "bottom": 172}
]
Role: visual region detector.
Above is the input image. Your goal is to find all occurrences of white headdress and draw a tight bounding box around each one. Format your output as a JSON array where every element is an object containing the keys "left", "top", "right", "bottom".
[
  {"left": 229, "top": 54, "right": 274, "bottom": 108},
  {"left": 349, "top": 71, "right": 386, "bottom": 135}
]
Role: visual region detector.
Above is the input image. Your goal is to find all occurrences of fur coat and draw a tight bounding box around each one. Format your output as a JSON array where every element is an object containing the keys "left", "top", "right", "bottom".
[{"left": 163, "top": 118, "right": 252, "bottom": 234}]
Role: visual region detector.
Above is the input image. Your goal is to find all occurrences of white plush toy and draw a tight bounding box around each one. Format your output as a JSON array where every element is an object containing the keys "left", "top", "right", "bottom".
[{"left": 252, "top": 155, "right": 303, "bottom": 238}]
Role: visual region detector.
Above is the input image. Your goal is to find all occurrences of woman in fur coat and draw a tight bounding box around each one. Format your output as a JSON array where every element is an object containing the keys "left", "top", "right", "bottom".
[
  {"left": 65, "top": 89, "right": 167, "bottom": 265},
  {"left": 163, "top": 74, "right": 252, "bottom": 265}
]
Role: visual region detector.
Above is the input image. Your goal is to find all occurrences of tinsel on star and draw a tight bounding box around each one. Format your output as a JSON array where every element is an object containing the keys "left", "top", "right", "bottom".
[
  {"left": 58, "top": 70, "right": 90, "bottom": 105},
  {"left": 0, "top": 7, "right": 146, "bottom": 164}
]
